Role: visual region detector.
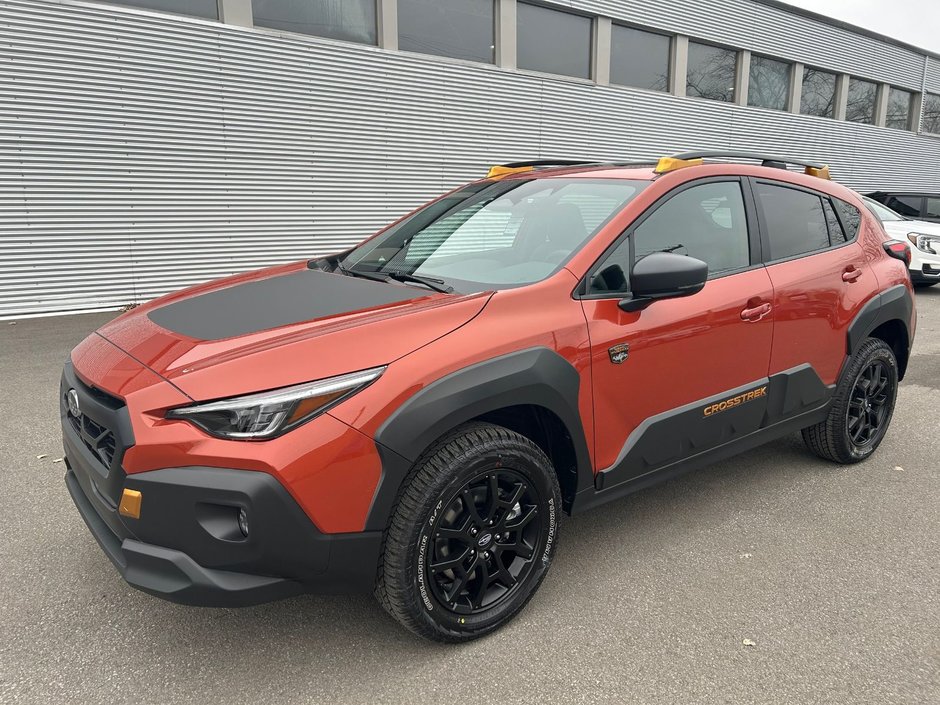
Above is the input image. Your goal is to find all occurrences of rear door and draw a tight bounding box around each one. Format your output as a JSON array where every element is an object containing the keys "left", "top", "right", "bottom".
[{"left": 752, "top": 179, "right": 871, "bottom": 386}]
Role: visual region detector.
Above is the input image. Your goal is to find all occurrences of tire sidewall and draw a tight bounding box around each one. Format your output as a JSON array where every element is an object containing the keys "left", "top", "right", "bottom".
[
  {"left": 404, "top": 440, "right": 561, "bottom": 639},
  {"left": 842, "top": 343, "right": 898, "bottom": 461}
]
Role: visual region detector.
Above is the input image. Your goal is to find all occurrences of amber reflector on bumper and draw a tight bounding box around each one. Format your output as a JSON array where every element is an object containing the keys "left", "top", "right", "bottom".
[{"left": 119, "top": 489, "right": 142, "bottom": 519}]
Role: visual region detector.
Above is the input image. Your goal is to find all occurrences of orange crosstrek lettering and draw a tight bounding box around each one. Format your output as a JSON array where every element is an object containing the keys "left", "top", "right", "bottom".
[{"left": 703, "top": 385, "right": 768, "bottom": 417}]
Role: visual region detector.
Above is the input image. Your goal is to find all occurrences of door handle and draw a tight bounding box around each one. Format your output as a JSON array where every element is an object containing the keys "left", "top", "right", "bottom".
[
  {"left": 842, "top": 267, "right": 863, "bottom": 282},
  {"left": 740, "top": 302, "right": 772, "bottom": 321}
]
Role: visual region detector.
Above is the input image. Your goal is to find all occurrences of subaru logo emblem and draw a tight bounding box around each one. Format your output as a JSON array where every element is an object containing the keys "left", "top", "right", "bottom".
[
  {"left": 67, "top": 388, "right": 80, "bottom": 418},
  {"left": 477, "top": 532, "right": 492, "bottom": 547}
]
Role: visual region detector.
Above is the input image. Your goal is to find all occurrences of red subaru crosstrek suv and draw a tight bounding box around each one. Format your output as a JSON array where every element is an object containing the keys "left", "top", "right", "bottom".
[{"left": 62, "top": 152, "right": 915, "bottom": 641}]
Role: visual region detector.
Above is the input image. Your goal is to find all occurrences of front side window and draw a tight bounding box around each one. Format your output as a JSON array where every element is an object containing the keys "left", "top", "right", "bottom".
[
  {"left": 104, "top": 0, "right": 218, "bottom": 18},
  {"left": 517, "top": 3, "right": 592, "bottom": 79},
  {"left": 886, "top": 88, "right": 914, "bottom": 130},
  {"left": 686, "top": 42, "right": 737, "bottom": 102},
  {"left": 800, "top": 67, "right": 837, "bottom": 118},
  {"left": 252, "top": 0, "right": 377, "bottom": 45},
  {"left": 590, "top": 181, "right": 750, "bottom": 295},
  {"left": 846, "top": 78, "right": 877, "bottom": 124},
  {"left": 610, "top": 26, "right": 670, "bottom": 92},
  {"left": 398, "top": 0, "right": 494, "bottom": 64},
  {"left": 344, "top": 179, "right": 646, "bottom": 293},
  {"left": 757, "top": 183, "right": 830, "bottom": 260},
  {"left": 748, "top": 55, "right": 791, "bottom": 111},
  {"left": 923, "top": 93, "right": 940, "bottom": 134}
]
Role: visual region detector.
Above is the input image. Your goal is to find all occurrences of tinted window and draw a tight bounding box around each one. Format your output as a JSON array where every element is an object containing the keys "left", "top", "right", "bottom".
[
  {"left": 252, "top": 0, "right": 377, "bottom": 44},
  {"left": 610, "top": 26, "right": 670, "bottom": 92},
  {"left": 884, "top": 195, "right": 922, "bottom": 218},
  {"left": 633, "top": 181, "right": 750, "bottom": 277},
  {"left": 800, "top": 68, "right": 836, "bottom": 118},
  {"left": 863, "top": 198, "right": 904, "bottom": 222},
  {"left": 104, "top": 0, "right": 218, "bottom": 18},
  {"left": 517, "top": 3, "right": 591, "bottom": 79},
  {"left": 927, "top": 198, "right": 940, "bottom": 219},
  {"left": 846, "top": 78, "right": 877, "bottom": 124},
  {"left": 885, "top": 88, "right": 913, "bottom": 130},
  {"left": 757, "top": 183, "right": 829, "bottom": 260},
  {"left": 748, "top": 55, "right": 790, "bottom": 111},
  {"left": 834, "top": 199, "right": 862, "bottom": 240},
  {"left": 398, "top": 0, "right": 494, "bottom": 63},
  {"left": 923, "top": 93, "right": 940, "bottom": 134},
  {"left": 687, "top": 42, "right": 736, "bottom": 102}
]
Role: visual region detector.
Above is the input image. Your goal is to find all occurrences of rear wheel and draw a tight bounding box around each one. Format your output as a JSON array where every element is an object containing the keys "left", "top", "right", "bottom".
[
  {"left": 375, "top": 423, "right": 561, "bottom": 642},
  {"left": 802, "top": 337, "right": 898, "bottom": 464}
]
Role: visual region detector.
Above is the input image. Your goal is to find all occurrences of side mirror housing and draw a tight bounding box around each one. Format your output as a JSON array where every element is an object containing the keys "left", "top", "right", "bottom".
[{"left": 618, "top": 252, "right": 708, "bottom": 312}]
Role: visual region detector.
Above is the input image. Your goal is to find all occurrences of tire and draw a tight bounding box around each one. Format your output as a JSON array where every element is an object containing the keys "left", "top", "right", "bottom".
[
  {"left": 375, "top": 422, "right": 562, "bottom": 642},
  {"left": 913, "top": 281, "right": 938, "bottom": 288},
  {"left": 802, "top": 337, "right": 898, "bottom": 464}
]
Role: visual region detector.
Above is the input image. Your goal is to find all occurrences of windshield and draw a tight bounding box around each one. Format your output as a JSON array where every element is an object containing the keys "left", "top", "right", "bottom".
[
  {"left": 341, "top": 178, "right": 648, "bottom": 292},
  {"left": 863, "top": 197, "right": 905, "bottom": 222}
]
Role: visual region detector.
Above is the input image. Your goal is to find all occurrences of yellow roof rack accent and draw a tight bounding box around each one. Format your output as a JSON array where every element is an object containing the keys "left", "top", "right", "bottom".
[
  {"left": 654, "top": 156, "right": 704, "bottom": 174},
  {"left": 804, "top": 165, "right": 831, "bottom": 180},
  {"left": 487, "top": 164, "right": 536, "bottom": 179}
]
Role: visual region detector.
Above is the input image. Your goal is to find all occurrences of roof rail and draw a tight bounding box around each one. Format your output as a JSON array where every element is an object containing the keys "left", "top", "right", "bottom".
[
  {"left": 658, "top": 150, "right": 831, "bottom": 179},
  {"left": 486, "top": 159, "right": 600, "bottom": 178}
]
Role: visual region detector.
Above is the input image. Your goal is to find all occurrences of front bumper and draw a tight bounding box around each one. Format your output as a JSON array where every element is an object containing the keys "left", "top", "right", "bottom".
[{"left": 62, "top": 366, "right": 382, "bottom": 607}]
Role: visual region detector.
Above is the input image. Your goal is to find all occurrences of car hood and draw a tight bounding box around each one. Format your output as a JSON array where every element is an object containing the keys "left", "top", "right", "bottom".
[
  {"left": 880, "top": 218, "right": 940, "bottom": 237},
  {"left": 96, "top": 261, "right": 491, "bottom": 401}
]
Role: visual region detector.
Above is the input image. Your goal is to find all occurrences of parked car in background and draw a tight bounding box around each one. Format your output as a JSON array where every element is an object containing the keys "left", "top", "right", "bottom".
[
  {"left": 862, "top": 196, "right": 940, "bottom": 287},
  {"left": 866, "top": 191, "right": 940, "bottom": 224}
]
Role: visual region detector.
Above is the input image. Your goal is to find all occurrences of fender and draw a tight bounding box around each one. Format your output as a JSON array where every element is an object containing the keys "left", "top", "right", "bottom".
[
  {"left": 365, "top": 347, "right": 593, "bottom": 531},
  {"left": 846, "top": 283, "right": 914, "bottom": 377}
]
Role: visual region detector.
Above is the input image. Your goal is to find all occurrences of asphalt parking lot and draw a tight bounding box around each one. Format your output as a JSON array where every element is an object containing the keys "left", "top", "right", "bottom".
[{"left": 1, "top": 290, "right": 938, "bottom": 705}]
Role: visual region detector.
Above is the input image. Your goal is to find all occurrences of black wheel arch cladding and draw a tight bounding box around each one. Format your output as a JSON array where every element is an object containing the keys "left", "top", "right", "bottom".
[
  {"left": 366, "top": 347, "right": 592, "bottom": 531},
  {"left": 846, "top": 284, "right": 913, "bottom": 379}
]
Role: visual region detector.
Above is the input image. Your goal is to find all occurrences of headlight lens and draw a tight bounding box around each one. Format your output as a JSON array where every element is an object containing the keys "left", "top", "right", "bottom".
[
  {"left": 166, "top": 367, "right": 385, "bottom": 440},
  {"left": 907, "top": 233, "right": 939, "bottom": 254}
]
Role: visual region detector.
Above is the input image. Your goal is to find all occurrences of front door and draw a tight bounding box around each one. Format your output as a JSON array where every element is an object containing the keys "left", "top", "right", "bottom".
[{"left": 580, "top": 178, "right": 774, "bottom": 490}]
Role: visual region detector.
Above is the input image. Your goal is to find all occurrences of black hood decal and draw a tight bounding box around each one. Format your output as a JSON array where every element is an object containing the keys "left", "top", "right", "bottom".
[{"left": 148, "top": 269, "right": 428, "bottom": 340}]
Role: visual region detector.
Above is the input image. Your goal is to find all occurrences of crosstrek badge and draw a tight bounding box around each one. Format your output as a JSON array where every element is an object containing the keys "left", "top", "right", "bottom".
[{"left": 703, "top": 385, "right": 768, "bottom": 417}]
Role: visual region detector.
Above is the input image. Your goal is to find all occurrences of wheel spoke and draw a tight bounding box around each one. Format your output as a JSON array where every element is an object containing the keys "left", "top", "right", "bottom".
[
  {"left": 500, "top": 482, "right": 525, "bottom": 509},
  {"left": 470, "top": 560, "right": 492, "bottom": 609},
  {"left": 445, "top": 564, "right": 471, "bottom": 603},
  {"left": 505, "top": 505, "right": 537, "bottom": 531},
  {"left": 484, "top": 474, "right": 500, "bottom": 521},
  {"left": 462, "top": 489, "right": 484, "bottom": 524},
  {"left": 429, "top": 548, "right": 471, "bottom": 574}
]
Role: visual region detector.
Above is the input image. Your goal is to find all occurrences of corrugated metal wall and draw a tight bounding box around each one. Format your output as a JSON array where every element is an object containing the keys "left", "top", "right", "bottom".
[{"left": 1, "top": 0, "right": 939, "bottom": 317}]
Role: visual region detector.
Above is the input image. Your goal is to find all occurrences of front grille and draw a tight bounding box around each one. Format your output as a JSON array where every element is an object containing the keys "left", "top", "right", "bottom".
[{"left": 68, "top": 412, "right": 118, "bottom": 469}]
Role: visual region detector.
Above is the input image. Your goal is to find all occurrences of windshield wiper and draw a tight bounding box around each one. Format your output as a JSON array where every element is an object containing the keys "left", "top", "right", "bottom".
[
  {"left": 385, "top": 271, "right": 454, "bottom": 293},
  {"left": 334, "top": 262, "right": 391, "bottom": 284}
]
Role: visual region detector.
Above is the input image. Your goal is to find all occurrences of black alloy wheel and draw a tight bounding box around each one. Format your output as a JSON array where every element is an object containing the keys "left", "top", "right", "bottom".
[{"left": 845, "top": 360, "right": 891, "bottom": 447}]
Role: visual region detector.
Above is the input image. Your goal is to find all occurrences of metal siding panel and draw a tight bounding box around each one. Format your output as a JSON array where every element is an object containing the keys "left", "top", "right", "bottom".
[
  {"left": 926, "top": 57, "right": 940, "bottom": 94},
  {"left": 1, "top": 0, "right": 939, "bottom": 317}
]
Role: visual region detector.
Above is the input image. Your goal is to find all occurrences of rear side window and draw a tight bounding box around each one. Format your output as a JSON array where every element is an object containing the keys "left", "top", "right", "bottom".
[
  {"left": 756, "top": 183, "right": 829, "bottom": 260},
  {"left": 833, "top": 198, "right": 861, "bottom": 241},
  {"left": 884, "top": 195, "right": 922, "bottom": 218}
]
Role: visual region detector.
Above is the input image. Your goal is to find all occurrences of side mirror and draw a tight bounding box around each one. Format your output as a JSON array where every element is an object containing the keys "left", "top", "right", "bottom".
[{"left": 619, "top": 252, "right": 708, "bottom": 312}]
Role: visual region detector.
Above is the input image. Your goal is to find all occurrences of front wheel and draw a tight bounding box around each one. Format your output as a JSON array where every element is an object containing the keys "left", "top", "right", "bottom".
[
  {"left": 375, "top": 423, "right": 562, "bottom": 642},
  {"left": 802, "top": 337, "right": 898, "bottom": 464}
]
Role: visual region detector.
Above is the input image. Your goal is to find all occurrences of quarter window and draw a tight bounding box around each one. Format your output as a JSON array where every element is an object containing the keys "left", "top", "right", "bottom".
[
  {"left": 923, "top": 93, "right": 940, "bottom": 134},
  {"left": 252, "top": 0, "right": 377, "bottom": 45},
  {"left": 800, "top": 68, "right": 837, "bottom": 118},
  {"left": 833, "top": 199, "right": 861, "bottom": 241},
  {"left": 845, "top": 78, "right": 878, "bottom": 124},
  {"left": 748, "top": 55, "right": 791, "bottom": 111},
  {"left": 610, "top": 26, "right": 670, "bottom": 92},
  {"left": 517, "top": 3, "right": 592, "bottom": 79},
  {"left": 104, "top": 0, "right": 218, "bottom": 18},
  {"left": 686, "top": 42, "right": 737, "bottom": 102},
  {"left": 756, "top": 183, "right": 829, "bottom": 260},
  {"left": 398, "top": 0, "right": 494, "bottom": 64},
  {"left": 885, "top": 88, "right": 914, "bottom": 130}
]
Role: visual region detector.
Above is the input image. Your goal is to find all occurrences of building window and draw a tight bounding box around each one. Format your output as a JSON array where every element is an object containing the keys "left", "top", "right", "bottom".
[
  {"left": 103, "top": 0, "right": 218, "bottom": 19},
  {"left": 517, "top": 3, "right": 592, "bottom": 79},
  {"left": 610, "top": 25, "right": 669, "bottom": 92},
  {"left": 800, "top": 68, "right": 837, "bottom": 118},
  {"left": 686, "top": 41, "right": 736, "bottom": 102},
  {"left": 398, "top": 0, "right": 494, "bottom": 64},
  {"left": 885, "top": 88, "right": 914, "bottom": 130},
  {"left": 747, "top": 55, "right": 791, "bottom": 111},
  {"left": 845, "top": 77, "right": 878, "bottom": 124},
  {"left": 922, "top": 93, "right": 940, "bottom": 134},
  {"left": 252, "top": 0, "right": 377, "bottom": 45}
]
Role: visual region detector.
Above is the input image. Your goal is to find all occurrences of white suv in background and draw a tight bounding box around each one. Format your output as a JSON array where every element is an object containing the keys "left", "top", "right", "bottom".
[{"left": 863, "top": 196, "right": 940, "bottom": 288}]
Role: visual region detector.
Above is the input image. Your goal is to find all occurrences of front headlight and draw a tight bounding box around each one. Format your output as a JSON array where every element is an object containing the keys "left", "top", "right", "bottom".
[
  {"left": 166, "top": 367, "right": 385, "bottom": 440},
  {"left": 906, "top": 233, "right": 939, "bottom": 254}
]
